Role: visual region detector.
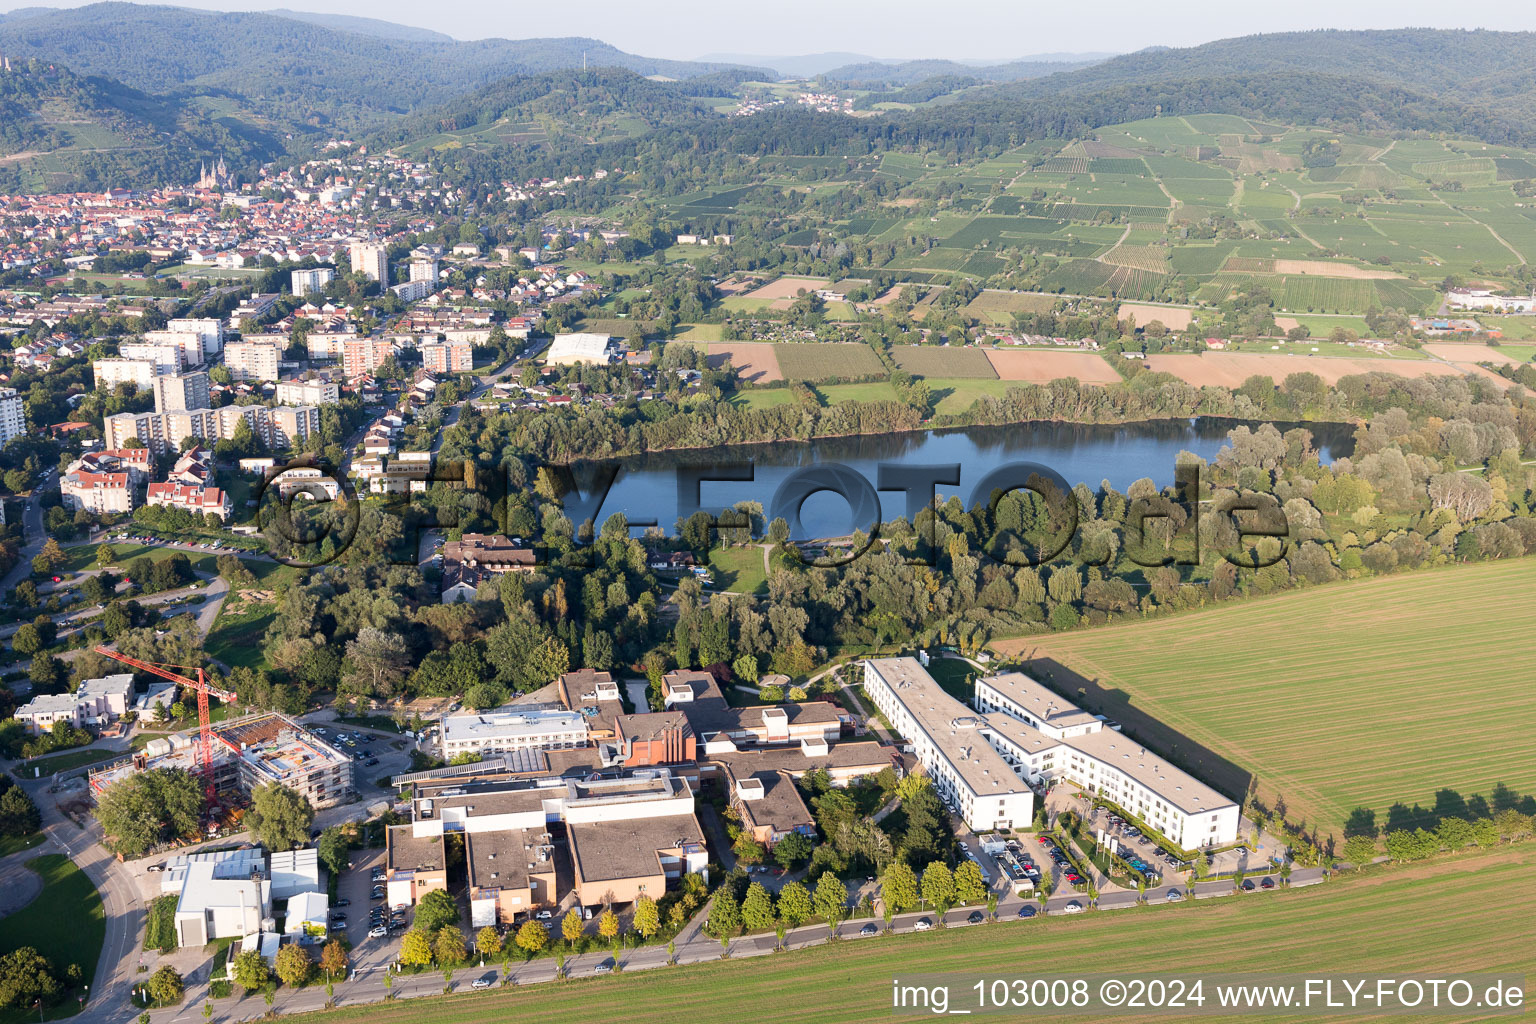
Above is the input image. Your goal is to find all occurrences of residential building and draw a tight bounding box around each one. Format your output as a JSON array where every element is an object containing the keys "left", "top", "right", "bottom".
[
  {"left": 349, "top": 240, "right": 388, "bottom": 284},
  {"left": 420, "top": 339, "right": 472, "bottom": 374},
  {"left": 441, "top": 533, "right": 536, "bottom": 601},
  {"left": 13, "top": 673, "right": 134, "bottom": 734},
  {"left": 862, "top": 657, "right": 1036, "bottom": 832},
  {"left": 223, "top": 340, "right": 282, "bottom": 382},
  {"left": 119, "top": 341, "right": 183, "bottom": 374},
  {"left": 60, "top": 448, "right": 151, "bottom": 513},
  {"left": 274, "top": 377, "right": 339, "bottom": 405},
  {"left": 146, "top": 481, "right": 232, "bottom": 521},
  {"left": 341, "top": 335, "right": 396, "bottom": 376},
  {"left": 167, "top": 318, "right": 224, "bottom": 358},
  {"left": 104, "top": 404, "right": 319, "bottom": 454},
  {"left": 389, "top": 280, "right": 432, "bottom": 303},
  {"left": 290, "top": 267, "right": 335, "bottom": 294},
  {"left": 0, "top": 388, "right": 20, "bottom": 449},
  {"left": 153, "top": 371, "right": 211, "bottom": 413},
  {"left": 92, "top": 357, "right": 157, "bottom": 392},
  {"left": 408, "top": 257, "right": 438, "bottom": 283},
  {"left": 143, "top": 329, "right": 207, "bottom": 369}
]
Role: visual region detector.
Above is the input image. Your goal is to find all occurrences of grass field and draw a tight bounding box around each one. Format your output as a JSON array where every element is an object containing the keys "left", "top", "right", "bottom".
[
  {"left": 205, "top": 601, "right": 277, "bottom": 671},
  {"left": 280, "top": 845, "right": 1536, "bottom": 1024},
  {"left": 999, "top": 559, "right": 1536, "bottom": 836},
  {"left": 707, "top": 545, "right": 769, "bottom": 596},
  {"left": 0, "top": 855, "right": 104, "bottom": 1023},
  {"left": 18, "top": 747, "right": 121, "bottom": 777}
]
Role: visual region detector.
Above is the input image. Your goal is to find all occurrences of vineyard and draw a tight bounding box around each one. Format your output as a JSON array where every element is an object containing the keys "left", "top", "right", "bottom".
[
  {"left": 773, "top": 343, "right": 886, "bottom": 381},
  {"left": 1101, "top": 244, "right": 1173, "bottom": 274},
  {"left": 891, "top": 346, "right": 998, "bottom": 378}
]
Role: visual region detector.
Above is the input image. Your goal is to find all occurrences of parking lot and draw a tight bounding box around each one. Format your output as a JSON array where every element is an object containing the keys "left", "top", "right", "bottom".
[{"left": 333, "top": 847, "right": 409, "bottom": 971}]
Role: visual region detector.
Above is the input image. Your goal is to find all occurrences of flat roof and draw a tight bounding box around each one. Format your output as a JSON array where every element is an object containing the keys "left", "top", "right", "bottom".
[
  {"left": 386, "top": 825, "right": 448, "bottom": 873},
  {"left": 566, "top": 813, "right": 705, "bottom": 883},
  {"left": 976, "top": 672, "right": 1101, "bottom": 731},
  {"left": 981, "top": 712, "right": 1064, "bottom": 757},
  {"left": 442, "top": 706, "right": 587, "bottom": 745},
  {"left": 466, "top": 828, "right": 549, "bottom": 893},
  {"left": 865, "top": 657, "right": 1034, "bottom": 801},
  {"left": 1060, "top": 727, "right": 1237, "bottom": 816}
]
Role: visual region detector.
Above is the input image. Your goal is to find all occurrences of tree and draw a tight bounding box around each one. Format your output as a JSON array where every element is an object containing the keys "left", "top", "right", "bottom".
[
  {"left": 1342, "top": 834, "right": 1378, "bottom": 866},
  {"left": 433, "top": 926, "right": 467, "bottom": 968},
  {"left": 954, "top": 860, "right": 988, "bottom": 904},
  {"left": 596, "top": 909, "right": 620, "bottom": 942},
  {"left": 561, "top": 908, "right": 584, "bottom": 944},
  {"left": 275, "top": 944, "right": 312, "bottom": 988},
  {"left": 0, "top": 786, "right": 41, "bottom": 837},
  {"left": 776, "top": 881, "right": 812, "bottom": 928},
  {"left": 707, "top": 888, "right": 741, "bottom": 938},
  {"left": 93, "top": 768, "right": 202, "bottom": 857},
  {"left": 343, "top": 628, "right": 411, "bottom": 697},
  {"left": 732, "top": 832, "right": 766, "bottom": 865},
  {"left": 414, "top": 889, "right": 459, "bottom": 935},
  {"left": 34, "top": 539, "right": 65, "bottom": 575},
  {"left": 773, "top": 831, "right": 812, "bottom": 869},
  {"left": 317, "top": 827, "right": 349, "bottom": 877},
  {"left": 632, "top": 894, "right": 659, "bottom": 939},
  {"left": 146, "top": 966, "right": 184, "bottom": 1006},
  {"left": 880, "top": 861, "right": 919, "bottom": 913},
  {"left": 514, "top": 921, "right": 548, "bottom": 956},
  {"left": 245, "top": 783, "right": 315, "bottom": 852},
  {"left": 318, "top": 940, "right": 347, "bottom": 981},
  {"left": 230, "top": 950, "right": 269, "bottom": 992},
  {"left": 11, "top": 624, "right": 41, "bottom": 656},
  {"left": 921, "top": 862, "right": 956, "bottom": 913},
  {"left": 475, "top": 926, "right": 502, "bottom": 958},
  {"left": 740, "top": 882, "right": 775, "bottom": 932},
  {"left": 399, "top": 930, "right": 432, "bottom": 967},
  {"left": 813, "top": 874, "right": 848, "bottom": 925},
  {"left": 96, "top": 544, "right": 116, "bottom": 567},
  {"left": 0, "top": 947, "right": 60, "bottom": 1011}
]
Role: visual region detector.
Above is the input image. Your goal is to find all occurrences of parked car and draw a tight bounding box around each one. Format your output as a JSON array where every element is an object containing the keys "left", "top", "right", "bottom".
[
  {"left": 594, "top": 960, "right": 613, "bottom": 974},
  {"left": 365, "top": 758, "right": 380, "bottom": 767},
  {"left": 967, "top": 911, "right": 985, "bottom": 924},
  {"left": 1017, "top": 905, "right": 1037, "bottom": 919},
  {"left": 329, "top": 913, "right": 347, "bottom": 921},
  {"left": 914, "top": 918, "right": 934, "bottom": 932},
  {"left": 1166, "top": 889, "right": 1184, "bottom": 902},
  {"left": 334, "top": 898, "right": 351, "bottom": 907},
  {"left": 1063, "top": 901, "right": 1084, "bottom": 914},
  {"left": 1261, "top": 877, "right": 1276, "bottom": 889},
  {"left": 472, "top": 973, "right": 497, "bottom": 990},
  {"left": 859, "top": 923, "right": 879, "bottom": 936},
  {"left": 1241, "top": 879, "right": 1256, "bottom": 891},
  {"left": 536, "top": 910, "right": 553, "bottom": 920},
  {"left": 368, "top": 926, "right": 387, "bottom": 939}
]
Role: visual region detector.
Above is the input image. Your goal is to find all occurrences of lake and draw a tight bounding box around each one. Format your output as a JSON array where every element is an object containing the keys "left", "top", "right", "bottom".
[{"left": 589, "top": 418, "right": 1355, "bottom": 540}]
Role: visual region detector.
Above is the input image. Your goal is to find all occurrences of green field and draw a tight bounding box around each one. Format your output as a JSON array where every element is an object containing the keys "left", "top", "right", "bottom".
[
  {"left": 775, "top": 344, "right": 886, "bottom": 381},
  {"left": 18, "top": 747, "right": 121, "bottom": 777},
  {"left": 1009, "top": 559, "right": 1536, "bottom": 836},
  {"left": 205, "top": 600, "right": 277, "bottom": 670},
  {"left": 891, "top": 346, "right": 998, "bottom": 378},
  {"left": 279, "top": 845, "right": 1536, "bottom": 1024},
  {"left": 0, "top": 855, "right": 104, "bottom": 1024},
  {"left": 707, "top": 545, "right": 769, "bottom": 596}
]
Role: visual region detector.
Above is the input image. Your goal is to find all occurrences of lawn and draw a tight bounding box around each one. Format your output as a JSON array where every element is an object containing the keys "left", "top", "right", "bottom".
[
  {"left": 204, "top": 600, "right": 277, "bottom": 671},
  {"left": 278, "top": 845, "right": 1536, "bottom": 1024},
  {"left": 1002, "top": 558, "right": 1536, "bottom": 837},
  {"left": 17, "top": 747, "right": 121, "bottom": 777},
  {"left": 0, "top": 855, "right": 104, "bottom": 1024},
  {"left": 706, "top": 545, "right": 768, "bottom": 596},
  {"left": 0, "top": 832, "right": 44, "bottom": 857}
]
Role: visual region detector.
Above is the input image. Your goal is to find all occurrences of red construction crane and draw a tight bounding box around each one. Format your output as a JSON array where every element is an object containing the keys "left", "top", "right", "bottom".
[{"left": 94, "top": 646, "right": 237, "bottom": 802}]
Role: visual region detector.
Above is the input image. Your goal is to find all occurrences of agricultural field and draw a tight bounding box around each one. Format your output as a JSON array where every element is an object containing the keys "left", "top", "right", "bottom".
[
  {"left": 1143, "top": 351, "right": 1474, "bottom": 387},
  {"left": 891, "top": 346, "right": 998, "bottom": 378},
  {"left": 705, "top": 342, "right": 782, "bottom": 383},
  {"left": 289, "top": 845, "right": 1536, "bottom": 1024},
  {"left": 774, "top": 343, "right": 885, "bottom": 381},
  {"left": 1117, "top": 302, "right": 1194, "bottom": 331},
  {"left": 1005, "top": 559, "right": 1536, "bottom": 836},
  {"left": 983, "top": 349, "right": 1121, "bottom": 385},
  {"left": 830, "top": 117, "right": 1536, "bottom": 313}
]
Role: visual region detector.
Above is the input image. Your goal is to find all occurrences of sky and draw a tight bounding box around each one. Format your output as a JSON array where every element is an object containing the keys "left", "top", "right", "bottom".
[{"left": 5, "top": 0, "right": 1536, "bottom": 60}]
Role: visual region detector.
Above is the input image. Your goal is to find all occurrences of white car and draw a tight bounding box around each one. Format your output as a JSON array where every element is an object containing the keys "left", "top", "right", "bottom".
[
  {"left": 1166, "top": 889, "right": 1184, "bottom": 903},
  {"left": 914, "top": 917, "right": 934, "bottom": 931},
  {"left": 535, "top": 910, "right": 553, "bottom": 920},
  {"left": 1063, "top": 901, "right": 1084, "bottom": 914},
  {"left": 367, "top": 926, "right": 387, "bottom": 938}
]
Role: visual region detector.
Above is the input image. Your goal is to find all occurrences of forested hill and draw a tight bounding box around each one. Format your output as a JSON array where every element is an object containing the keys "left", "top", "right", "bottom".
[
  {"left": 0, "top": 60, "right": 282, "bottom": 193},
  {"left": 819, "top": 57, "right": 1099, "bottom": 89},
  {"left": 0, "top": 3, "right": 760, "bottom": 130},
  {"left": 262, "top": 9, "right": 455, "bottom": 43},
  {"left": 1015, "top": 29, "right": 1536, "bottom": 119}
]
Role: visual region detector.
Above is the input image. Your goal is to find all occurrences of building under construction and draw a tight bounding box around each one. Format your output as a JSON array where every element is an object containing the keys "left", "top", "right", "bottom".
[{"left": 89, "top": 713, "right": 354, "bottom": 809}]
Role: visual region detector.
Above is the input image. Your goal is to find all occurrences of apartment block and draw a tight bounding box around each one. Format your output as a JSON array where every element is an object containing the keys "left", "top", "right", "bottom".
[
  {"left": 104, "top": 404, "right": 319, "bottom": 455},
  {"left": 92, "top": 357, "right": 157, "bottom": 392},
  {"left": 0, "top": 388, "right": 22, "bottom": 449},
  {"left": 153, "top": 371, "right": 211, "bottom": 413},
  {"left": 143, "top": 329, "right": 207, "bottom": 369},
  {"left": 167, "top": 318, "right": 224, "bottom": 358},
  {"left": 341, "top": 336, "right": 396, "bottom": 376},
  {"left": 274, "top": 378, "right": 339, "bottom": 406},
  {"left": 420, "top": 339, "right": 472, "bottom": 374},
  {"left": 119, "top": 341, "right": 184, "bottom": 375},
  {"left": 349, "top": 240, "right": 388, "bottom": 284},
  {"left": 223, "top": 340, "right": 283, "bottom": 382},
  {"left": 290, "top": 267, "right": 335, "bottom": 294}
]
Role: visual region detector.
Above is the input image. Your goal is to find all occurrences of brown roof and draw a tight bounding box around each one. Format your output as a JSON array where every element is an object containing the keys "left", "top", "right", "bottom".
[
  {"left": 733, "top": 770, "right": 814, "bottom": 836},
  {"left": 566, "top": 813, "right": 705, "bottom": 884}
]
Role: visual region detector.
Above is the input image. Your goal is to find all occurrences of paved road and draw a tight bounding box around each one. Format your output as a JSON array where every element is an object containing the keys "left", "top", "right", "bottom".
[{"left": 0, "top": 488, "right": 46, "bottom": 595}]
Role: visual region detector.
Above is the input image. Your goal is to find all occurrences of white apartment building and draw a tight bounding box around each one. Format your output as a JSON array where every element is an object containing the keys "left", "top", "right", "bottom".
[
  {"left": 154, "top": 371, "right": 211, "bottom": 413},
  {"left": 14, "top": 673, "right": 134, "bottom": 734},
  {"left": 104, "top": 404, "right": 320, "bottom": 454},
  {"left": 224, "top": 340, "right": 283, "bottom": 382},
  {"left": 0, "top": 388, "right": 23, "bottom": 449},
  {"left": 973, "top": 674, "right": 1241, "bottom": 849},
  {"left": 92, "top": 357, "right": 158, "bottom": 392},
  {"left": 119, "top": 342, "right": 184, "bottom": 375},
  {"left": 274, "top": 378, "right": 339, "bottom": 405},
  {"left": 440, "top": 706, "right": 589, "bottom": 761},
  {"left": 291, "top": 267, "right": 335, "bottom": 294},
  {"left": 143, "top": 330, "right": 207, "bottom": 369},
  {"left": 862, "top": 657, "right": 1036, "bottom": 832},
  {"left": 167, "top": 318, "right": 225, "bottom": 358},
  {"left": 350, "top": 241, "right": 388, "bottom": 284}
]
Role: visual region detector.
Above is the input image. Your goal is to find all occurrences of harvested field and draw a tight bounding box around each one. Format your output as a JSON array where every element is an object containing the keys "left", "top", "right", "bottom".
[
  {"left": 774, "top": 343, "right": 885, "bottom": 381},
  {"left": 1274, "top": 316, "right": 1300, "bottom": 331},
  {"left": 1143, "top": 352, "right": 1472, "bottom": 387},
  {"left": 706, "top": 342, "right": 783, "bottom": 383},
  {"left": 891, "top": 346, "right": 998, "bottom": 379},
  {"left": 963, "top": 290, "right": 1059, "bottom": 316},
  {"left": 1423, "top": 342, "right": 1522, "bottom": 366},
  {"left": 983, "top": 349, "right": 1120, "bottom": 385},
  {"left": 744, "top": 276, "right": 832, "bottom": 300},
  {"left": 715, "top": 277, "right": 760, "bottom": 295},
  {"left": 1273, "top": 259, "right": 1404, "bottom": 279},
  {"left": 1118, "top": 302, "right": 1194, "bottom": 331}
]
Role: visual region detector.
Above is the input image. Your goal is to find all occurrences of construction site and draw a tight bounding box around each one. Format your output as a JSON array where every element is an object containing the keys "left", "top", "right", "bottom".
[{"left": 88, "top": 712, "right": 355, "bottom": 811}]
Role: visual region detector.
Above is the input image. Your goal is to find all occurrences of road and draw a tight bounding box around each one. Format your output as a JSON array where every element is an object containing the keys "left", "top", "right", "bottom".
[{"left": 0, "top": 486, "right": 46, "bottom": 595}]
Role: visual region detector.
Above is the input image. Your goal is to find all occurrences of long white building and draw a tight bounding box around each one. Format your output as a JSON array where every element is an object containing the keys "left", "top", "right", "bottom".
[
  {"left": 862, "top": 657, "right": 1036, "bottom": 832},
  {"left": 972, "top": 673, "right": 1240, "bottom": 849}
]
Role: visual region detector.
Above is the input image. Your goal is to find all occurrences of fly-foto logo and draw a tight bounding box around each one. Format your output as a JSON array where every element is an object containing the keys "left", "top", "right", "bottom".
[{"left": 250, "top": 457, "right": 1291, "bottom": 570}]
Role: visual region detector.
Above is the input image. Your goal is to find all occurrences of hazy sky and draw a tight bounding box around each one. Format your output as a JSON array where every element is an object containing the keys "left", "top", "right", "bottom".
[{"left": 6, "top": 0, "right": 1536, "bottom": 60}]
